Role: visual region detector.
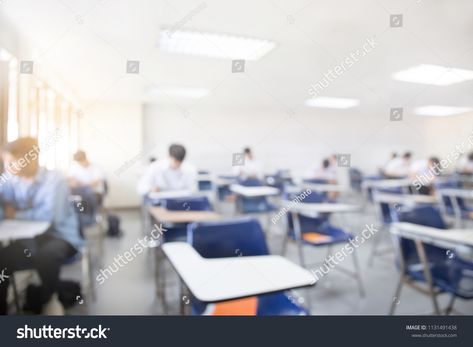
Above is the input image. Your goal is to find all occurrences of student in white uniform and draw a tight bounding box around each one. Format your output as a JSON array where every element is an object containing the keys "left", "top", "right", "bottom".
[
  {"left": 305, "top": 158, "right": 337, "bottom": 183},
  {"left": 232, "top": 147, "right": 262, "bottom": 180},
  {"left": 383, "top": 152, "right": 412, "bottom": 178},
  {"left": 68, "top": 150, "right": 105, "bottom": 194},
  {"left": 458, "top": 152, "right": 473, "bottom": 174},
  {"left": 137, "top": 144, "right": 197, "bottom": 195}
]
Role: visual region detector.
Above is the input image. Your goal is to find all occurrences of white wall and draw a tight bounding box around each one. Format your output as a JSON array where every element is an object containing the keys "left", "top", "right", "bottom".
[
  {"left": 142, "top": 104, "right": 444, "bottom": 180},
  {"left": 78, "top": 101, "right": 143, "bottom": 208}
]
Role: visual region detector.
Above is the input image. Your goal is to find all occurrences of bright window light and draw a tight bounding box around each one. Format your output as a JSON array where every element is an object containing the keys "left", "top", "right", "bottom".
[
  {"left": 305, "top": 97, "right": 360, "bottom": 109},
  {"left": 414, "top": 105, "right": 473, "bottom": 117},
  {"left": 148, "top": 87, "right": 210, "bottom": 99},
  {"left": 158, "top": 29, "right": 276, "bottom": 60},
  {"left": 392, "top": 64, "right": 473, "bottom": 86}
]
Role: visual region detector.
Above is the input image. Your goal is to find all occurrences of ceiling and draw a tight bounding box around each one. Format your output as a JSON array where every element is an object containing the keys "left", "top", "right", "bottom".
[{"left": 2, "top": 0, "right": 473, "bottom": 116}]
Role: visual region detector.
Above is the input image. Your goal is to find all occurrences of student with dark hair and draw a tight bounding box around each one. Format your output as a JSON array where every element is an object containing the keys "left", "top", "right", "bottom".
[
  {"left": 137, "top": 143, "right": 197, "bottom": 194},
  {"left": 68, "top": 150, "right": 105, "bottom": 195},
  {"left": 0, "top": 137, "right": 81, "bottom": 315},
  {"left": 458, "top": 151, "right": 473, "bottom": 175},
  {"left": 384, "top": 151, "right": 412, "bottom": 178},
  {"left": 232, "top": 147, "right": 262, "bottom": 179}
]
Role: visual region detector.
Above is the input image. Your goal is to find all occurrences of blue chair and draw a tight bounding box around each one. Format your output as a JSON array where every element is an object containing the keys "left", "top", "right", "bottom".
[
  {"left": 349, "top": 168, "right": 363, "bottom": 192},
  {"left": 197, "top": 171, "right": 213, "bottom": 191},
  {"left": 235, "top": 178, "right": 277, "bottom": 214},
  {"left": 389, "top": 205, "right": 473, "bottom": 314},
  {"left": 187, "top": 218, "right": 309, "bottom": 315},
  {"left": 435, "top": 181, "right": 473, "bottom": 227},
  {"left": 216, "top": 175, "right": 238, "bottom": 201},
  {"left": 282, "top": 190, "right": 364, "bottom": 297}
]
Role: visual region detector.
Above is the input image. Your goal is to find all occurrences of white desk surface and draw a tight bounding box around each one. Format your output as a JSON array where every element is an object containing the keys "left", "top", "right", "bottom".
[
  {"left": 438, "top": 188, "right": 473, "bottom": 199},
  {"left": 362, "top": 179, "right": 412, "bottom": 189},
  {"left": 301, "top": 183, "right": 346, "bottom": 192},
  {"left": 162, "top": 242, "right": 315, "bottom": 303},
  {"left": 149, "top": 206, "right": 220, "bottom": 224},
  {"left": 198, "top": 174, "right": 213, "bottom": 181},
  {"left": 0, "top": 220, "right": 50, "bottom": 241},
  {"left": 373, "top": 193, "right": 437, "bottom": 205},
  {"left": 281, "top": 201, "right": 360, "bottom": 216},
  {"left": 230, "top": 184, "right": 280, "bottom": 197},
  {"left": 390, "top": 222, "right": 473, "bottom": 248},
  {"left": 147, "top": 190, "right": 195, "bottom": 200}
]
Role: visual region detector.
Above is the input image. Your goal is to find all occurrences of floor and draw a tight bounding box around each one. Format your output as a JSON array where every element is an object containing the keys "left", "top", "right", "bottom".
[{"left": 65, "top": 192, "right": 473, "bottom": 315}]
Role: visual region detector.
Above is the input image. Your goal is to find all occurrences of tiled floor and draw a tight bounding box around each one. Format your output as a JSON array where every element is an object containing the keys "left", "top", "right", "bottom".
[{"left": 66, "top": 193, "right": 473, "bottom": 315}]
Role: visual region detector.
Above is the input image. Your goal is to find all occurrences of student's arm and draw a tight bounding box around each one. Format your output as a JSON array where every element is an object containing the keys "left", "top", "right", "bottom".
[
  {"left": 14, "top": 177, "right": 68, "bottom": 223},
  {"left": 137, "top": 164, "right": 157, "bottom": 195}
]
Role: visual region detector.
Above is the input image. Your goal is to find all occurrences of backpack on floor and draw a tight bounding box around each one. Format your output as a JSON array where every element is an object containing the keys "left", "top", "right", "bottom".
[{"left": 107, "top": 214, "right": 123, "bottom": 237}]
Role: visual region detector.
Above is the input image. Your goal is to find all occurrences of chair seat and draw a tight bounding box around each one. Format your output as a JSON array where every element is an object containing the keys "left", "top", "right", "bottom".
[
  {"left": 238, "top": 197, "right": 277, "bottom": 214},
  {"left": 289, "top": 225, "right": 352, "bottom": 246},
  {"left": 406, "top": 259, "right": 473, "bottom": 299},
  {"left": 194, "top": 292, "right": 308, "bottom": 316}
]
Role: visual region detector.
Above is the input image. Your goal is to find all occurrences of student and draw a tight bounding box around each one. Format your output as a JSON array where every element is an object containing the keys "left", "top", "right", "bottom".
[
  {"left": 137, "top": 143, "right": 197, "bottom": 195},
  {"left": 306, "top": 158, "right": 337, "bottom": 183},
  {"left": 458, "top": 152, "right": 473, "bottom": 175},
  {"left": 68, "top": 150, "right": 105, "bottom": 195},
  {"left": 383, "top": 151, "right": 412, "bottom": 178},
  {"left": 380, "top": 152, "right": 397, "bottom": 175},
  {"left": 232, "top": 147, "right": 262, "bottom": 180},
  {"left": 411, "top": 157, "right": 441, "bottom": 195},
  {"left": 0, "top": 137, "right": 82, "bottom": 315}
]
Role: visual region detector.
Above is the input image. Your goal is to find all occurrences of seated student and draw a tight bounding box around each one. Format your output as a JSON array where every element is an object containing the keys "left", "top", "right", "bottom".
[
  {"left": 380, "top": 152, "right": 397, "bottom": 176},
  {"left": 383, "top": 151, "right": 412, "bottom": 178},
  {"left": 305, "top": 158, "right": 337, "bottom": 183},
  {"left": 231, "top": 147, "right": 262, "bottom": 180},
  {"left": 137, "top": 143, "right": 197, "bottom": 195},
  {"left": 0, "top": 137, "right": 82, "bottom": 315},
  {"left": 411, "top": 157, "right": 441, "bottom": 195},
  {"left": 458, "top": 152, "right": 473, "bottom": 175},
  {"left": 68, "top": 150, "right": 105, "bottom": 221}
]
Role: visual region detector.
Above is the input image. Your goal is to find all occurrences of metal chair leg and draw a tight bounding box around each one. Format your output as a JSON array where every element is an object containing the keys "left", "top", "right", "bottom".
[
  {"left": 368, "top": 230, "right": 382, "bottom": 267},
  {"left": 415, "top": 240, "right": 441, "bottom": 315},
  {"left": 352, "top": 248, "right": 365, "bottom": 297},
  {"left": 155, "top": 247, "right": 167, "bottom": 312},
  {"left": 445, "top": 294, "right": 456, "bottom": 315},
  {"left": 281, "top": 231, "right": 289, "bottom": 256},
  {"left": 389, "top": 274, "right": 404, "bottom": 315},
  {"left": 10, "top": 273, "right": 21, "bottom": 314}
]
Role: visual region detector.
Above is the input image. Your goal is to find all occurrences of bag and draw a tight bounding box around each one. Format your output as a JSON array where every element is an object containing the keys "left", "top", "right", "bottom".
[
  {"left": 23, "top": 280, "right": 82, "bottom": 313},
  {"left": 107, "top": 214, "right": 123, "bottom": 237}
]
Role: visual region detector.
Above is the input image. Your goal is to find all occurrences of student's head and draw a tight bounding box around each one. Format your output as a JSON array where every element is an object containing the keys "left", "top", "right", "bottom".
[
  {"left": 149, "top": 156, "right": 157, "bottom": 164},
  {"left": 2, "top": 137, "right": 40, "bottom": 178},
  {"left": 391, "top": 152, "right": 398, "bottom": 159},
  {"left": 322, "top": 158, "right": 330, "bottom": 169},
  {"left": 73, "top": 150, "right": 89, "bottom": 167},
  {"left": 243, "top": 147, "right": 252, "bottom": 160},
  {"left": 428, "top": 156, "right": 440, "bottom": 169},
  {"left": 468, "top": 152, "right": 473, "bottom": 162},
  {"left": 403, "top": 152, "right": 412, "bottom": 161},
  {"left": 169, "top": 144, "right": 186, "bottom": 169}
]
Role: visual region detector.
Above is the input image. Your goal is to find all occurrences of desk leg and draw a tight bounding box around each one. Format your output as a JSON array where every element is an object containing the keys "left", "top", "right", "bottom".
[
  {"left": 292, "top": 212, "right": 306, "bottom": 267},
  {"left": 414, "top": 240, "right": 440, "bottom": 315},
  {"left": 179, "top": 280, "right": 191, "bottom": 315}
]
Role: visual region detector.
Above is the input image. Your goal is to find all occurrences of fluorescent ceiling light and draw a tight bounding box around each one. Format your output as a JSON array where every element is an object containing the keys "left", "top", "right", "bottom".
[
  {"left": 305, "top": 97, "right": 359, "bottom": 109},
  {"left": 159, "top": 29, "right": 275, "bottom": 60},
  {"left": 148, "top": 87, "right": 209, "bottom": 99},
  {"left": 414, "top": 105, "right": 473, "bottom": 117},
  {"left": 392, "top": 64, "right": 473, "bottom": 86}
]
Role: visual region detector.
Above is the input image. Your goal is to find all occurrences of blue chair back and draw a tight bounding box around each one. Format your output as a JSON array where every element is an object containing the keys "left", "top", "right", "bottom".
[
  {"left": 396, "top": 206, "right": 448, "bottom": 268},
  {"left": 303, "top": 178, "right": 329, "bottom": 184},
  {"left": 238, "top": 178, "right": 264, "bottom": 187},
  {"left": 188, "top": 218, "right": 269, "bottom": 258},
  {"left": 162, "top": 196, "right": 213, "bottom": 211}
]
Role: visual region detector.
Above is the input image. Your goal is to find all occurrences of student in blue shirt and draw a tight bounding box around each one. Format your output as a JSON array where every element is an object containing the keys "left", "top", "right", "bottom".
[{"left": 0, "top": 137, "right": 82, "bottom": 315}]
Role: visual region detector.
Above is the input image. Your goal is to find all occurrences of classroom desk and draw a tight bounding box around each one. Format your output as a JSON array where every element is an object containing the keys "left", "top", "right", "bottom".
[
  {"left": 147, "top": 190, "right": 194, "bottom": 200},
  {"left": 390, "top": 222, "right": 473, "bottom": 249},
  {"left": 373, "top": 192, "right": 437, "bottom": 205},
  {"left": 436, "top": 188, "right": 473, "bottom": 227},
  {"left": 302, "top": 183, "right": 347, "bottom": 192},
  {"left": 361, "top": 178, "right": 412, "bottom": 190},
  {"left": 0, "top": 220, "right": 50, "bottom": 242},
  {"left": 389, "top": 222, "right": 473, "bottom": 315},
  {"left": 281, "top": 201, "right": 361, "bottom": 218},
  {"left": 230, "top": 184, "right": 280, "bottom": 197},
  {"left": 162, "top": 242, "right": 315, "bottom": 303},
  {"left": 148, "top": 206, "right": 220, "bottom": 224}
]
